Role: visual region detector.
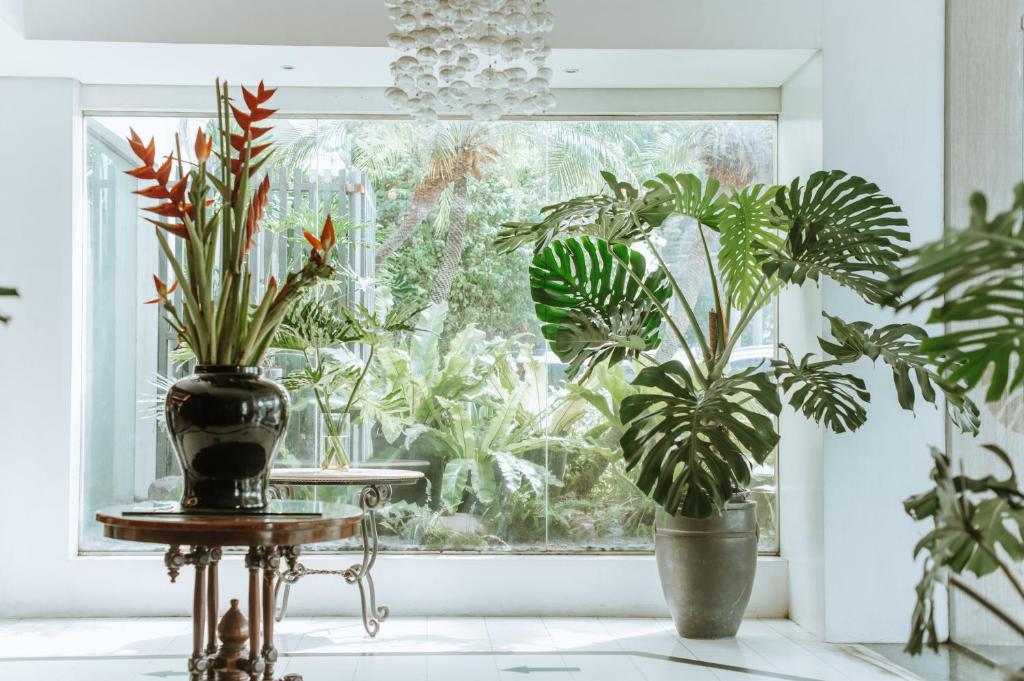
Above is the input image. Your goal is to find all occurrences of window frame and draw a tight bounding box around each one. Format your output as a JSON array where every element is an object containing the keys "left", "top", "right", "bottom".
[{"left": 78, "top": 110, "right": 782, "bottom": 557}]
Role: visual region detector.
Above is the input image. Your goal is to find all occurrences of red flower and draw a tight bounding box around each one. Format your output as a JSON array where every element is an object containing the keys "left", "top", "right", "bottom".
[
  {"left": 144, "top": 274, "right": 178, "bottom": 304},
  {"left": 194, "top": 129, "right": 212, "bottom": 163}
]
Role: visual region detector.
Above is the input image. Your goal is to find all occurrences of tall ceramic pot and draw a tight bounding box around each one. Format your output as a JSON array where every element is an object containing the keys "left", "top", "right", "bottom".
[
  {"left": 165, "top": 365, "right": 289, "bottom": 512},
  {"left": 655, "top": 497, "right": 758, "bottom": 639}
]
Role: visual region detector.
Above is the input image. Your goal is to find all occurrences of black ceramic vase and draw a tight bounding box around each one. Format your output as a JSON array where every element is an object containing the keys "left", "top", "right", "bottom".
[{"left": 165, "top": 365, "right": 289, "bottom": 512}]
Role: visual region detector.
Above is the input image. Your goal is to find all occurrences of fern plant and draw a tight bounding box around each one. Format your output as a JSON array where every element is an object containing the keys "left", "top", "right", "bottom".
[{"left": 498, "top": 170, "right": 979, "bottom": 519}]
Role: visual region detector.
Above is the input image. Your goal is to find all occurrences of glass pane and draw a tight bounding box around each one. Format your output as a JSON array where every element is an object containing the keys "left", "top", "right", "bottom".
[{"left": 80, "top": 115, "right": 778, "bottom": 554}]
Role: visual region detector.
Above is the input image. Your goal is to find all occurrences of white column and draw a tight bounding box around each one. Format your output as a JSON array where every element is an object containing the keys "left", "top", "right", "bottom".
[{"left": 820, "top": 0, "right": 947, "bottom": 643}]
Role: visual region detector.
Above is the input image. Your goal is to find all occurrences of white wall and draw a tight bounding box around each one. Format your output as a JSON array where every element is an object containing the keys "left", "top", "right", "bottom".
[
  {"left": 0, "top": 77, "right": 83, "bottom": 614},
  {"left": 777, "top": 52, "right": 825, "bottom": 638},
  {"left": 819, "top": 0, "right": 948, "bottom": 643}
]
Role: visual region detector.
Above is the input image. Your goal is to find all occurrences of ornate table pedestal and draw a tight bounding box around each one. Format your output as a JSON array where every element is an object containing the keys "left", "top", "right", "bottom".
[
  {"left": 268, "top": 467, "right": 425, "bottom": 637},
  {"left": 97, "top": 501, "right": 361, "bottom": 681}
]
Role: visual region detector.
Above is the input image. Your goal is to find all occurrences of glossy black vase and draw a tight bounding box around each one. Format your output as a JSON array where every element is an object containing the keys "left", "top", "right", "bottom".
[{"left": 165, "top": 365, "right": 289, "bottom": 512}]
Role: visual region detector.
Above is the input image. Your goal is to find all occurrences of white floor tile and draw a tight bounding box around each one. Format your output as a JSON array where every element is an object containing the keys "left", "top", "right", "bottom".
[
  {"left": 427, "top": 653, "right": 501, "bottom": 680},
  {"left": 485, "top": 617, "right": 556, "bottom": 651},
  {"left": 426, "top": 616, "right": 491, "bottom": 651}
]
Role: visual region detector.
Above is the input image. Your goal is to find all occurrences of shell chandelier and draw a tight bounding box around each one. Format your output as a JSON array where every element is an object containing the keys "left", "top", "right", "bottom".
[{"left": 384, "top": 0, "right": 556, "bottom": 123}]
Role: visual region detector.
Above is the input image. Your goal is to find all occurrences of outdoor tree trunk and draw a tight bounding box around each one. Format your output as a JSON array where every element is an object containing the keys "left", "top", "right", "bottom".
[
  {"left": 376, "top": 172, "right": 451, "bottom": 265},
  {"left": 429, "top": 175, "right": 469, "bottom": 304}
]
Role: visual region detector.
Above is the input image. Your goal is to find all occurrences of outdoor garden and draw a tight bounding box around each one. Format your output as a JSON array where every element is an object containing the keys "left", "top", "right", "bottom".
[{"left": 83, "top": 115, "right": 778, "bottom": 553}]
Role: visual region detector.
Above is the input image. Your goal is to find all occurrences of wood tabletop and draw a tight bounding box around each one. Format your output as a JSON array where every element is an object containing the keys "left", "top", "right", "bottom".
[
  {"left": 268, "top": 467, "right": 426, "bottom": 486},
  {"left": 96, "top": 500, "right": 362, "bottom": 547}
]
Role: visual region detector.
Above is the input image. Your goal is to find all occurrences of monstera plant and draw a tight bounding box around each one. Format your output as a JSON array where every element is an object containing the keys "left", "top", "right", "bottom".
[
  {"left": 893, "top": 185, "right": 1024, "bottom": 663},
  {"left": 497, "top": 169, "right": 979, "bottom": 639}
]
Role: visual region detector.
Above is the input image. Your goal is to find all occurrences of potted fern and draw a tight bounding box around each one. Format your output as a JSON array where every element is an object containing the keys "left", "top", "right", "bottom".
[
  {"left": 894, "top": 185, "right": 1024, "bottom": 677},
  {"left": 497, "top": 170, "right": 978, "bottom": 638},
  {"left": 127, "top": 80, "right": 337, "bottom": 511}
]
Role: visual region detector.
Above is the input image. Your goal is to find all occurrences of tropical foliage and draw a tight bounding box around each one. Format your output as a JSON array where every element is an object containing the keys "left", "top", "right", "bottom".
[
  {"left": 892, "top": 185, "right": 1024, "bottom": 656},
  {"left": 126, "top": 81, "right": 337, "bottom": 365},
  {"left": 270, "top": 281, "right": 420, "bottom": 468},
  {"left": 500, "top": 169, "right": 978, "bottom": 518}
]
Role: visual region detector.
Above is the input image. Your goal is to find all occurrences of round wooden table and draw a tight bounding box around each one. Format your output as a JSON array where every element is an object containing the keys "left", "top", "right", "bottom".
[
  {"left": 98, "top": 500, "right": 361, "bottom": 681},
  {"left": 267, "top": 467, "right": 425, "bottom": 637}
]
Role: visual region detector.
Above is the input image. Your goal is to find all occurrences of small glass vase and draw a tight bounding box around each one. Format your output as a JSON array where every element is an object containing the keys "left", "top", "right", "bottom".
[{"left": 321, "top": 434, "right": 350, "bottom": 471}]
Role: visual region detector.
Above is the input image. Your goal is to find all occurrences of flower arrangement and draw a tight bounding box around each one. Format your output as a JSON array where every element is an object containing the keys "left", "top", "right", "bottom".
[{"left": 127, "top": 80, "right": 337, "bottom": 365}]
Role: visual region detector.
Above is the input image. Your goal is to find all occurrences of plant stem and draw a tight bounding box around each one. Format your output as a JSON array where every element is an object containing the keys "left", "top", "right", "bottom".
[
  {"left": 342, "top": 345, "right": 375, "bottom": 420},
  {"left": 695, "top": 222, "right": 726, "bottom": 354},
  {"left": 712, "top": 274, "right": 778, "bottom": 378},
  {"left": 609, "top": 249, "right": 708, "bottom": 387},
  {"left": 641, "top": 233, "right": 711, "bottom": 362},
  {"left": 950, "top": 575, "right": 1024, "bottom": 642}
]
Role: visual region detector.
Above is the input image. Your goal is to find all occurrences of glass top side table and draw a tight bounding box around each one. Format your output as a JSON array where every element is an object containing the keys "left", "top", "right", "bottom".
[{"left": 267, "top": 467, "right": 425, "bottom": 637}]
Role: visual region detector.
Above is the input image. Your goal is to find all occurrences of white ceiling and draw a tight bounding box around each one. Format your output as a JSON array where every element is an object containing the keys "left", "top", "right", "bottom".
[{"left": 0, "top": 0, "right": 821, "bottom": 89}]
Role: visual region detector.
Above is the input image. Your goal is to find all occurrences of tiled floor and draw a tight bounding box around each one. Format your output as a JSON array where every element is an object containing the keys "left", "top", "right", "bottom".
[{"left": 0, "top": 616, "right": 920, "bottom": 680}]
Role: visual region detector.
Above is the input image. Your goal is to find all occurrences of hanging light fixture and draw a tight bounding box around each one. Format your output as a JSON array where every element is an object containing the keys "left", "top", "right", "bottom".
[{"left": 384, "top": 0, "right": 556, "bottom": 123}]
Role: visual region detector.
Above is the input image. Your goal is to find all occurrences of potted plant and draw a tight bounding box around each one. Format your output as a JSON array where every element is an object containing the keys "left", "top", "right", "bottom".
[
  {"left": 127, "top": 80, "right": 337, "bottom": 511},
  {"left": 497, "top": 170, "right": 978, "bottom": 638},
  {"left": 271, "top": 284, "right": 420, "bottom": 470},
  {"left": 894, "top": 185, "right": 1024, "bottom": 677}
]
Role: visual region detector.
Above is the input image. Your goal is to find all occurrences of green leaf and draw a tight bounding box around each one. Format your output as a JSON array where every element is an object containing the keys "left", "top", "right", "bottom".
[
  {"left": 761, "top": 170, "right": 910, "bottom": 305},
  {"left": 820, "top": 314, "right": 980, "bottom": 435},
  {"left": 529, "top": 235, "right": 670, "bottom": 378},
  {"left": 772, "top": 345, "right": 870, "bottom": 433},
  {"left": 904, "top": 445, "right": 1024, "bottom": 654},
  {"left": 891, "top": 186, "right": 1024, "bottom": 402},
  {"left": 440, "top": 459, "right": 473, "bottom": 512},
  {"left": 495, "top": 172, "right": 673, "bottom": 254},
  {"left": 619, "top": 362, "right": 781, "bottom": 518},
  {"left": 641, "top": 172, "right": 727, "bottom": 229},
  {"left": 717, "top": 184, "right": 784, "bottom": 309}
]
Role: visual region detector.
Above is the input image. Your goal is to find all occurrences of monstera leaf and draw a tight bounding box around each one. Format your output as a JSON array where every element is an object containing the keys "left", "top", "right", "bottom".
[
  {"left": 642, "top": 172, "right": 727, "bottom": 229},
  {"left": 820, "top": 314, "right": 980, "bottom": 434},
  {"left": 772, "top": 345, "right": 869, "bottom": 433},
  {"left": 619, "top": 362, "right": 781, "bottom": 518},
  {"left": 891, "top": 186, "right": 1024, "bottom": 402},
  {"left": 717, "top": 184, "right": 784, "bottom": 309},
  {"left": 760, "top": 171, "right": 910, "bottom": 305},
  {"left": 530, "top": 236, "right": 670, "bottom": 378},
  {"left": 495, "top": 172, "right": 672, "bottom": 254},
  {"left": 904, "top": 445, "right": 1024, "bottom": 654}
]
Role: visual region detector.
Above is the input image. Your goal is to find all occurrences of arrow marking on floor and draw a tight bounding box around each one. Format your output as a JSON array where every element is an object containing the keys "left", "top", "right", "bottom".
[{"left": 502, "top": 666, "right": 581, "bottom": 674}]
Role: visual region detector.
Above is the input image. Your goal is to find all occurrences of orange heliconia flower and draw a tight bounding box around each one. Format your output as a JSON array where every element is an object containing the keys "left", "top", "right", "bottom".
[
  {"left": 194, "top": 129, "right": 213, "bottom": 163},
  {"left": 303, "top": 215, "right": 337, "bottom": 265},
  {"left": 244, "top": 175, "right": 271, "bottom": 253},
  {"left": 144, "top": 274, "right": 179, "bottom": 304}
]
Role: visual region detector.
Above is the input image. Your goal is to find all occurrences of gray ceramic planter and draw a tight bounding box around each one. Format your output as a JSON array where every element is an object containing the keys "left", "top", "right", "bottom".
[{"left": 655, "top": 498, "right": 758, "bottom": 639}]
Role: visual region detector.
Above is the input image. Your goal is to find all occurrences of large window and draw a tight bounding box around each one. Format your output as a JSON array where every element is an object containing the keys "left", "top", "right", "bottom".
[{"left": 81, "top": 115, "right": 777, "bottom": 554}]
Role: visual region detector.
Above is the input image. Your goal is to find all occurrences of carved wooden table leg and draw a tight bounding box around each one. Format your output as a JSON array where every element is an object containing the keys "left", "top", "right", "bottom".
[
  {"left": 189, "top": 547, "right": 212, "bottom": 681},
  {"left": 244, "top": 547, "right": 266, "bottom": 680},
  {"left": 206, "top": 548, "right": 221, "bottom": 679},
  {"left": 261, "top": 547, "right": 281, "bottom": 681}
]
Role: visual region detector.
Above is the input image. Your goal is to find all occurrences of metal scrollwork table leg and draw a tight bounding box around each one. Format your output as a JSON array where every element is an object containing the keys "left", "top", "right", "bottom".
[{"left": 273, "top": 483, "right": 393, "bottom": 637}]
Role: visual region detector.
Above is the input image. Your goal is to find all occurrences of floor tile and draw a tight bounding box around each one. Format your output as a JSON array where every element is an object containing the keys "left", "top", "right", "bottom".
[
  {"left": 427, "top": 652, "right": 502, "bottom": 680},
  {"left": 426, "top": 616, "right": 490, "bottom": 651},
  {"left": 0, "top": 616, "right": 919, "bottom": 680},
  {"left": 485, "top": 617, "right": 555, "bottom": 651}
]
